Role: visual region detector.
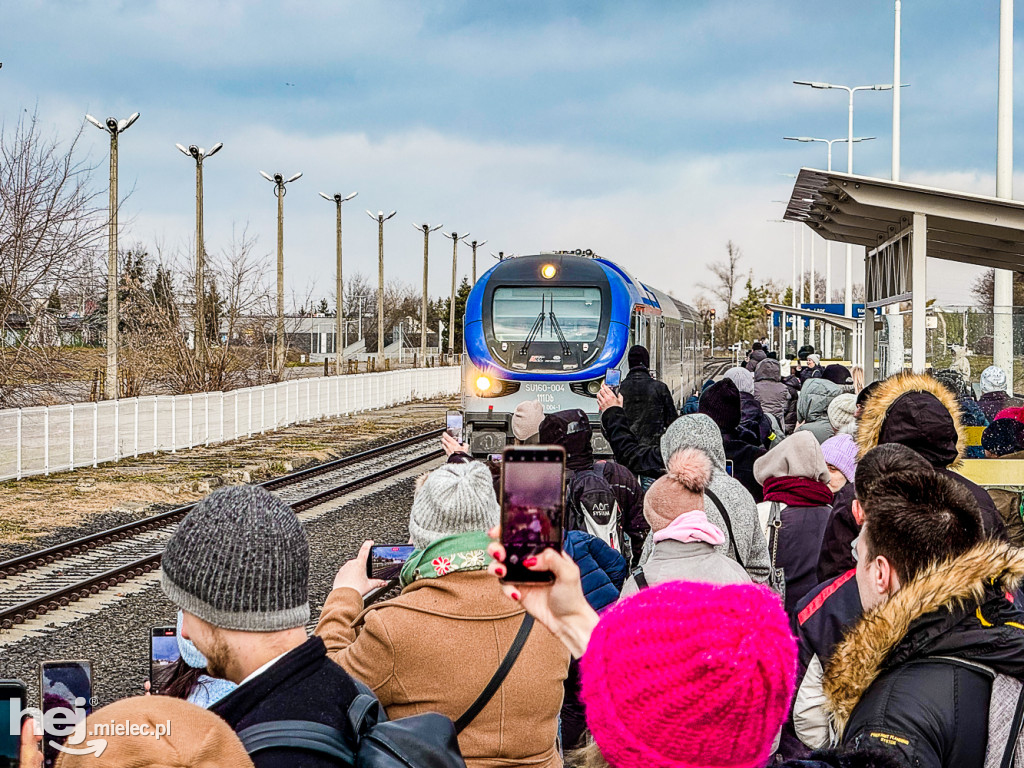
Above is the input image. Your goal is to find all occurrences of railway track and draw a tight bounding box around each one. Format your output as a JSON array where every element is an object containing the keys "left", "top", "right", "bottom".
[{"left": 0, "top": 429, "right": 444, "bottom": 630}]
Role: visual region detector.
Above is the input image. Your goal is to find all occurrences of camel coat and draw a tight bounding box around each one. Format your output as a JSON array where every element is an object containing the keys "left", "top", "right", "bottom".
[{"left": 316, "top": 570, "right": 570, "bottom": 768}]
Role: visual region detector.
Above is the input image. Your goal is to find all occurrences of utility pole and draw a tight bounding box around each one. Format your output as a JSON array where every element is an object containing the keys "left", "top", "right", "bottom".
[
  {"left": 470, "top": 238, "right": 487, "bottom": 284},
  {"left": 260, "top": 170, "right": 302, "bottom": 375},
  {"left": 320, "top": 191, "right": 357, "bottom": 374},
  {"left": 86, "top": 111, "right": 140, "bottom": 399},
  {"left": 176, "top": 142, "right": 223, "bottom": 379},
  {"left": 367, "top": 210, "right": 397, "bottom": 361},
  {"left": 414, "top": 222, "right": 443, "bottom": 363},
  {"left": 442, "top": 231, "right": 469, "bottom": 355}
]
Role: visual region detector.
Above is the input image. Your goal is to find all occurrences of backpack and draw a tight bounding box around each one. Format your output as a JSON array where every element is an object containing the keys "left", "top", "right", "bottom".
[
  {"left": 238, "top": 615, "right": 533, "bottom": 767},
  {"left": 566, "top": 468, "right": 624, "bottom": 557}
]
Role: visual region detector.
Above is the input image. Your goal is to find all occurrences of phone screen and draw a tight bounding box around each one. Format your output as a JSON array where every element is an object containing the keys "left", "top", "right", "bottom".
[
  {"left": 150, "top": 627, "right": 180, "bottom": 693},
  {"left": 446, "top": 410, "right": 464, "bottom": 444},
  {"left": 726, "top": 459, "right": 734, "bottom": 477},
  {"left": 367, "top": 545, "right": 417, "bottom": 580},
  {"left": 41, "top": 661, "right": 92, "bottom": 768},
  {"left": 604, "top": 368, "right": 622, "bottom": 388},
  {"left": 500, "top": 446, "right": 565, "bottom": 583},
  {"left": 0, "top": 680, "right": 26, "bottom": 767}
]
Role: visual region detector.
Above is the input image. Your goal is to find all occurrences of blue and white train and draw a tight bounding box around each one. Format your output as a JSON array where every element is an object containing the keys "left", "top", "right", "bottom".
[{"left": 461, "top": 251, "right": 704, "bottom": 455}]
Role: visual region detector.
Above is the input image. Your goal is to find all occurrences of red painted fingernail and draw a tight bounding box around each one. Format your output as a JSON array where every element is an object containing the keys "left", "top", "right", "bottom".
[
  {"left": 524, "top": 557, "right": 538, "bottom": 567},
  {"left": 511, "top": 591, "right": 521, "bottom": 600},
  {"left": 495, "top": 566, "right": 506, "bottom": 576}
]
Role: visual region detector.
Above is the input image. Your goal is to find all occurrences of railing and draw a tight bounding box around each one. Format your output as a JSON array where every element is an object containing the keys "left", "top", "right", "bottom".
[{"left": 0, "top": 367, "right": 461, "bottom": 481}]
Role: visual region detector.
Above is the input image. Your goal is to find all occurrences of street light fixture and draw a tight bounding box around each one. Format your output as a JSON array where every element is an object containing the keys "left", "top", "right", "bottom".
[
  {"left": 442, "top": 231, "right": 469, "bottom": 355},
  {"left": 366, "top": 210, "right": 397, "bottom": 361},
  {"left": 413, "top": 222, "right": 443, "bottom": 361},
  {"left": 176, "top": 142, "right": 223, "bottom": 376},
  {"left": 86, "top": 111, "right": 140, "bottom": 400},
  {"left": 319, "top": 191, "right": 358, "bottom": 374},
  {"left": 260, "top": 170, "right": 302, "bottom": 375},
  {"left": 794, "top": 79, "right": 898, "bottom": 318},
  {"left": 469, "top": 239, "right": 487, "bottom": 284}
]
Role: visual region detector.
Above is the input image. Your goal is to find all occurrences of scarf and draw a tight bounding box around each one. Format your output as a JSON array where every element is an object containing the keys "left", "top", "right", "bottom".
[
  {"left": 652, "top": 510, "right": 725, "bottom": 546},
  {"left": 762, "top": 475, "right": 834, "bottom": 507},
  {"left": 399, "top": 531, "right": 492, "bottom": 588}
]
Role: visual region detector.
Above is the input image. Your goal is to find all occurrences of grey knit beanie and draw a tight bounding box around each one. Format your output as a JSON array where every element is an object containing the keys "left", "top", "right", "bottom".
[
  {"left": 753, "top": 431, "right": 830, "bottom": 485},
  {"left": 161, "top": 485, "right": 309, "bottom": 632},
  {"left": 409, "top": 462, "right": 500, "bottom": 549}
]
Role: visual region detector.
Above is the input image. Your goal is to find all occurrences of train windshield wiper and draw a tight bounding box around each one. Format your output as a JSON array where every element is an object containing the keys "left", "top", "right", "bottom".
[
  {"left": 519, "top": 294, "right": 546, "bottom": 357},
  {"left": 548, "top": 309, "right": 571, "bottom": 357}
]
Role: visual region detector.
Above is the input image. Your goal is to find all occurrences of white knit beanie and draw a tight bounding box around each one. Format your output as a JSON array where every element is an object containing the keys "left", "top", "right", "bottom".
[
  {"left": 409, "top": 462, "right": 500, "bottom": 549},
  {"left": 982, "top": 365, "right": 1008, "bottom": 394}
]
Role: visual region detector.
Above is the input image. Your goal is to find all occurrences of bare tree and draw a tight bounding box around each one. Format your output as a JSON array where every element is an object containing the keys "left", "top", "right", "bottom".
[
  {"left": 0, "top": 111, "right": 106, "bottom": 405},
  {"left": 697, "top": 241, "right": 743, "bottom": 345}
]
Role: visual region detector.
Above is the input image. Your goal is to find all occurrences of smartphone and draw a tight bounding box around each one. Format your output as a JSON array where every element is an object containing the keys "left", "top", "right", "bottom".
[
  {"left": 499, "top": 446, "right": 566, "bottom": 583},
  {"left": 0, "top": 679, "right": 26, "bottom": 768},
  {"left": 367, "top": 544, "right": 417, "bottom": 580},
  {"left": 40, "top": 661, "right": 92, "bottom": 768},
  {"left": 150, "top": 627, "right": 180, "bottom": 694},
  {"left": 604, "top": 368, "right": 622, "bottom": 393},
  {"left": 446, "top": 410, "right": 464, "bottom": 444},
  {"left": 726, "top": 459, "right": 734, "bottom": 477},
  {"left": 488, "top": 453, "right": 503, "bottom": 463}
]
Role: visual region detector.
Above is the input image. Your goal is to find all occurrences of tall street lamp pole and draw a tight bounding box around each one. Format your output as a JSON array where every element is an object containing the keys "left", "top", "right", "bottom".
[
  {"left": 260, "top": 170, "right": 302, "bottom": 375},
  {"left": 469, "top": 238, "right": 487, "bottom": 284},
  {"left": 995, "top": 0, "right": 1015, "bottom": 391},
  {"left": 86, "top": 112, "right": 139, "bottom": 400},
  {"left": 320, "top": 191, "right": 358, "bottom": 374},
  {"left": 442, "top": 231, "right": 469, "bottom": 355},
  {"left": 794, "top": 80, "right": 894, "bottom": 318},
  {"left": 414, "top": 222, "right": 443, "bottom": 361},
  {"left": 367, "top": 210, "right": 397, "bottom": 361},
  {"left": 176, "top": 141, "right": 223, "bottom": 376}
]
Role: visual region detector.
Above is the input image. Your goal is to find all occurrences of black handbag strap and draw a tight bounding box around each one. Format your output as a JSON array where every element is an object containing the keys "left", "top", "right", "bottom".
[
  {"left": 631, "top": 567, "right": 649, "bottom": 591},
  {"left": 238, "top": 720, "right": 355, "bottom": 763},
  {"left": 704, "top": 487, "right": 744, "bottom": 569},
  {"left": 454, "top": 613, "right": 534, "bottom": 733}
]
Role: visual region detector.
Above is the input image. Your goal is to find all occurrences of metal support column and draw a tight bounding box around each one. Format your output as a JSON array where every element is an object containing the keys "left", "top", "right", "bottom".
[{"left": 911, "top": 212, "right": 928, "bottom": 372}]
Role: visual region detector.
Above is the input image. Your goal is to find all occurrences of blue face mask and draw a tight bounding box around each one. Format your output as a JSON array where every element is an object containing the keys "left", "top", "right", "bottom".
[{"left": 176, "top": 611, "right": 209, "bottom": 669}]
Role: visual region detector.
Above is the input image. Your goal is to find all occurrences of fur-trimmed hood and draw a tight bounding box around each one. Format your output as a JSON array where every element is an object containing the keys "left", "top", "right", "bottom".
[
  {"left": 855, "top": 372, "right": 966, "bottom": 468},
  {"left": 824, "top": 540, "right": 1024, "bottom": 736}
]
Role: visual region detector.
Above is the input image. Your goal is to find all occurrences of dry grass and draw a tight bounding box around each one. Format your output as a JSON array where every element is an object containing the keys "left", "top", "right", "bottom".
[{"left": 0, "top": 396, "right": 457, "bottom": 545}]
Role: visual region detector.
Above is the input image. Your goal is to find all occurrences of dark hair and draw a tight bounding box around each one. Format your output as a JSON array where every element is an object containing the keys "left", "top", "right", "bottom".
[
  {"left": 153, "top": 656, "right": 205, "bottom": 700},
  {"left": 856, "top": 379, "right": 883, "bottom": 409},
  {"left": 752, "top": 342, "right": 763, "bottom": 351},
  {"left": 860, "top": 469, "right": 983, "bottom": 584},
  {"left": 855, "top": 443, "right": 931, "bottom": 500}
]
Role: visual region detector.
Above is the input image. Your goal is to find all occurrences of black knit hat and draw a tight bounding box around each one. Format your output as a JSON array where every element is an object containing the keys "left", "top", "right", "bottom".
[
  {"left": 161, "top": 485, "right": 310, "bottom": 631},
  {"left": 982, "top": 419, "right": 1024, "bottom": 456},
  {"left": 698, "top": 378, "right": 742, "bottom": 433},
  {"left": 627, "top": 345, "right": 650, "bottom": 369},
  {"left": 822, "top": 364, "right": 853, "bottom": 386},
  {"left": 539, "top": 408, "right": 593, "bottom": 471}
]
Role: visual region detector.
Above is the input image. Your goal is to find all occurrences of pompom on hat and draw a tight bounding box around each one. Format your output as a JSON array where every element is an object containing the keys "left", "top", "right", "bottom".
[
  {"left": 580, "top": 581, "right": 798, "bottom": 768},
  {"left": 643, "top": 448, "right": 712, "bottom": 532}
]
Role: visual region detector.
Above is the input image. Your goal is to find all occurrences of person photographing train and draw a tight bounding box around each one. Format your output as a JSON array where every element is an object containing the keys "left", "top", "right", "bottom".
[{"left": 618, "top": 345, "right": 679, "bottom": 449}]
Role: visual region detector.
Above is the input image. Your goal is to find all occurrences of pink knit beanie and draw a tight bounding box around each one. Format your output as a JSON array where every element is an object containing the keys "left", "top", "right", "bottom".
[
  {"left": 643, "top": 447, "right": 711, "bottom": 532},
  {"left": 580, "top": 581, "right": 797, "bottom": 768}
]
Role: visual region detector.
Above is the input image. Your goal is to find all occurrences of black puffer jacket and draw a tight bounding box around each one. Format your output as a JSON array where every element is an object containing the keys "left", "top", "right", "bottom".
[
  {"left": 619, "top": 366, "right": 678, "bottom": 447},
  {"left": 829, "top": 543, "right": 1024, "bottom": 768},
  {"left": 979, "top": 390, "right": 1023, "bottom": 422},
  {"left": 754, "top": 358, "right": 791, "bottom": 431},
  {"left": 816, "top": 483, "right": 858, "bottom": 584}
]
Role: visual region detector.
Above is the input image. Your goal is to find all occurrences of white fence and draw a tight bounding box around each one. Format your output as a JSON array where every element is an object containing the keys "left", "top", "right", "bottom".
[{"left": 0, "top": 367, "right": 461, "bottom": 481}]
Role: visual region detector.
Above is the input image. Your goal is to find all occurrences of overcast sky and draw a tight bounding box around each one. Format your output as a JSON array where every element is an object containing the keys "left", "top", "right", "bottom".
[{"left": 3, "top": 1, "right": 1019, "bottom": 309}]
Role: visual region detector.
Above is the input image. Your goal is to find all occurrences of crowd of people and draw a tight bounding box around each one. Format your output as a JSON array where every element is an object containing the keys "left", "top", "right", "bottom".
[{"left": 16, "top": 343, "right": 1024, "bottom": 768}]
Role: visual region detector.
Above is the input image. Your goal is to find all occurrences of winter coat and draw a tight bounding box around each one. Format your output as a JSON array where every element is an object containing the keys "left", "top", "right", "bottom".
[
  {"left": 745, "top": 349, "right": 767, "bottom": 372},
  {"left": 563, "top": 530, "right": 627, "bottom": 612},
  {"left": 958, "top": 395, "right": 989, "bottom": 458},
  {"left": 620, "top": 538, "right": 751, "bottom": 596},
  {"left": 856, "top": 372, "right": 1007, "bottom": 540},
  {"left": 754, "top": 358, "right": 792, "bottom": 432},
  {"left": 592, "top": 459, "right": 648, "bottom": 564},
  {"left": 316, "top": 571, "right": 570, "bottom": 768},
  {"left": 817, "top": 483, "right": 858, "bottom": 584},
  {"left": 783, "top": 374, "right": 803, "bottom": 433},
  {"left": 757, "top": 499, "right": 833, "bottom": 614},
  {"left": 740, "top": 392, "right": 773, "bottom": 447},
  {"left": 619, "top": 366, "right": 678, "bottom": 447},
  {"left": 600, "top": 407, "right": 771, "bottom": 583},
  {"left": 788, "top": 570, "right": 862, "bottom": 756},
  {"left": 796, "top": 379, "right": 842, "bottom": 444},
  {"left": 722, "top": 425, "right": 768, "bottom": 502},
  {"left": 211, "top": 637, "right": 360, "bottom": 768},
  {"left": 800, "top": 365, "right": 824, "bottom": 383},
  {"left": 827, "top": 542, "right": 1024, "bottom": 768},
  {"left": 980, "top": 390, "right": 1023, "bottom": 423}
]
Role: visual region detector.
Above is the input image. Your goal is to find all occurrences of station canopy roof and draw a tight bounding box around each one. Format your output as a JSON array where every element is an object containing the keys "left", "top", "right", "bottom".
[{"left": 783, "top": 168, "right": 1024, "bottom": 271}]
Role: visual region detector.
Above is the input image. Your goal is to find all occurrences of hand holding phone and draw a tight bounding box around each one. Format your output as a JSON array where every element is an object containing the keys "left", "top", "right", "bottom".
[
  {"left": 150, "top": 627, "right": 180, "bottom": 694},
  {"left": 366, "top": 545, "right": 416, "bottom": 580},
  {"left": 604, "top": 368, "right": 621, "bottom": 394},
  {"left": 0, "top": 679, "right": 27, "bottom": 767},
  {"left": 446, "top": 410, "right": 464, "bottom": 444},
  {"left": 40, "top": 661, "right": 91, "bottom": 768},
  {"left": 499, "top": 446, "right": 566, "bottom": 583}
]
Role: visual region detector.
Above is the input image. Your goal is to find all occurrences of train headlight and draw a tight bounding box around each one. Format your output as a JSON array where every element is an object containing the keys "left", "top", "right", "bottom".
[
  {"left": 476, "top": 375, "right": 492, "bottom": 392},
  {"left": 541, "top": 264, "right": 557, "bottom": 279},
  {"left": 586, "top": 380, "right": 602, "bottom": 395}
]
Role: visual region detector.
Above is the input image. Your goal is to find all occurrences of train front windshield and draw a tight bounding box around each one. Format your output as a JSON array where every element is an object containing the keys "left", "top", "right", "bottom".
[{"left": 491, "top": 287, "right": 602, "bottom": 342}]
